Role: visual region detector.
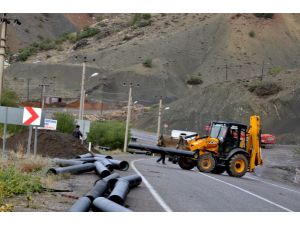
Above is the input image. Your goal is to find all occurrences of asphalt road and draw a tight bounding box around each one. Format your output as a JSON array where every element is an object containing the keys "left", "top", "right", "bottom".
[
  {"left": 123, "top": 129, "right": 300, "bottom": 212},
  {"left": 126, "top": 156, "right": 300, "bottom": 212}
]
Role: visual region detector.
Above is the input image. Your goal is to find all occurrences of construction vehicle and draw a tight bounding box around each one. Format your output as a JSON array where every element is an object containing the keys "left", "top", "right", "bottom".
[{"left": 177, "top": 115, "right": 263, "bottom": 177}]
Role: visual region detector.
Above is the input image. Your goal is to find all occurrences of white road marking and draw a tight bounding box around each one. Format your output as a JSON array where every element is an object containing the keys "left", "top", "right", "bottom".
[
  {"left": 131, "top": 159, "right": 173, "bottom": 212},
  {"left": 246, "top": 174, "right": 300, "bottom": 195},
  {"left": 198, "top": 172, "right": 294, "bottom": 212}
]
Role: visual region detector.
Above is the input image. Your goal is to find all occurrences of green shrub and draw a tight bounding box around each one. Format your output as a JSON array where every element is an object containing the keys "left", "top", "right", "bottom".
[
  {"left": 87, "top": 121, "right": 128, "bottom": 149},
  {"left": 53, "top": 112, "right": 75, "bottom": 134},
  {"left": 0, "top": 165, "right": 42, "bottom": 205},
  {"left": 17, "top": 47, "right": 36, "bottom": 61},
  {"left": 131, "top": 14, "right": 152, "bottom": 27},
  {"left": 143, "top": 58, "right": 152, "bottom": 68},
  {"left": 0, "top": 89, "right": 19, "bottom": 107},
  {"left": 268, "top": 66, "right": 283, "bottom": 76},
  {"left": 186, "top": 75, "right": 203, "bottom": 85},
  {"left": 38, "top": 38, "right": 56, "bottom": 51},
  {"left": 249, "top": 30, "right": 255, "bottom": 38},
  {"left": 77, "top": 26, "right": 100, "bottom": 40}
]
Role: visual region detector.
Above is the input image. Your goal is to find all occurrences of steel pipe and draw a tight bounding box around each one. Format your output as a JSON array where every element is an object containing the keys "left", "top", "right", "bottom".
[
  {"left": 92, "top": 197, "right": 132, "bottom": 212},
  {"left": 109, "top": 174, "right": 142, "bottom": 190},
  {"left": 93, "top": 154, "right": 113, "bottom": 159},
  {"left": 108, "top": 178, "right": 130, "bottom": 205},
  {"left": 86, "top": 173, "right": 120, "bottom": 201},
  {"left": 128, "top": 143, "right": 197, "bottom": 158},
  {"left": 53, "top": 158, "right": 84, "bottom": 167},
  {"left": 75, "top": 157, "right": 96, "bottom": 163},
  {"left": 69, "top": 197, "right": 91, "bottom": 212},
  {"left": 94, "top": 161, "right": 111, "bottom": 178},
  {"left": 47, "top": 163, "right": 95, "bottom": 175},
  {"left": 108, "top": 159, "right": 129, "bottom": 171},
  {"left": 75, "top": 153, "right": 94, "bottom": 158},
  {"left": 99, "top": 158, "right": 114, "bottom": 171}
]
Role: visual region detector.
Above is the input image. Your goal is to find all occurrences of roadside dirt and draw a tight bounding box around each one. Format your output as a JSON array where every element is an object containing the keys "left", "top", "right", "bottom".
[{"left": 3, "top": 129, "right": 88, "bottom": 159}]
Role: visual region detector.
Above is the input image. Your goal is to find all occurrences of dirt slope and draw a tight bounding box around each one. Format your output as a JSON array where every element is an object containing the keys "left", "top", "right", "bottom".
[{"left": 4, "top": 13, "right": 300, "bottom": 143}]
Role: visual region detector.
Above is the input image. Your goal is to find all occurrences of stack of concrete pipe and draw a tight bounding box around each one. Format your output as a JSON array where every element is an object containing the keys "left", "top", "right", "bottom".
[{"left": 47, "top": 152, "right": 142, "bottom": 212}]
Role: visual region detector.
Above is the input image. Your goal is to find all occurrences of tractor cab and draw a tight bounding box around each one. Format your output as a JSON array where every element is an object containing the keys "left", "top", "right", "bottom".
[{"left": 209, "top": 121, "right": 247, "bottom": 154}]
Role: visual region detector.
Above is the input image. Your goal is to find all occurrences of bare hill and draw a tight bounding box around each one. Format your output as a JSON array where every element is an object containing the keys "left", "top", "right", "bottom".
[{"left": 4, "top": 13, "right": 300, "bottom": 143}]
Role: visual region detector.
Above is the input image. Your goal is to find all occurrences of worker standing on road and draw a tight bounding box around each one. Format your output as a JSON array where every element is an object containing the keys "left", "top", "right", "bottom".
[
  {"left": 156, "top": 135, "right": 166, "bottom": 164},
  {"left": 73, "top": 125, "right": 83, "bottom": 139}
]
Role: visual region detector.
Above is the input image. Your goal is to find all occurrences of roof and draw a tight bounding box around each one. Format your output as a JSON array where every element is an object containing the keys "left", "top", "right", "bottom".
[{"left": 212, "top": 121, "right": 248, "bottom": 129}]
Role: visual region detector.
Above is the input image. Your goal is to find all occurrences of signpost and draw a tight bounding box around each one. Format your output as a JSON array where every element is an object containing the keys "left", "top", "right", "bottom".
[{"left": 0, "top": 106, "right": 44, "bottom": 159}]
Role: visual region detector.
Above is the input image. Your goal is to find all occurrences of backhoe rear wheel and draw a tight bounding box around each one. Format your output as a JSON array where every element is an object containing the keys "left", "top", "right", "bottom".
[
  {"left": 226, "top": 154, "right": 248, "bottom": 177},
  {"left": 196, "top": 153, "right": 216, "bottom": 173},
  {"left": 178, "top": 157, "right": 195, "bottom": 170}
]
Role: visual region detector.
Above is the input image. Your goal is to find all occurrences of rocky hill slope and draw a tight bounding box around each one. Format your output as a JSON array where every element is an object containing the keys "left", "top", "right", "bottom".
[{"left": 4, "top": 13, "right": 300, "bottom": 143}]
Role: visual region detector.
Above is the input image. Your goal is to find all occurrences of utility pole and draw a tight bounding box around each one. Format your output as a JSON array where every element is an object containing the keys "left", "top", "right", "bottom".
[
  {"left": 225, "top": 64, "right": 228, "bottom": 81},
  {"left": 261, "top": 60, "right": 265, "bottom": 81},
  {"left": 157, "top": 97, "right": 163, "bottom": 140},
  {"left": 79, "top": 61, "right": 86, "bottom": 121},
  {"left": 99, "top": 76, "right": 107, "bottom": 116},
  {"left": 123, "top": 82, "right": 139, "bottom": 153},
  {"left": 39, "top": 84, "right": 49, "bottom": 109},
  {"left": 0, "top": 16, "right": 7, "bottom": 105},
  {"left": 0, "top": 14, "right": 21, "bottom": 105},
  {"left": 76, "top": 55, "right": 95, "bottom": 121},
  {"left": 27, "top": 78, "right": 31, "bottom": 101}
]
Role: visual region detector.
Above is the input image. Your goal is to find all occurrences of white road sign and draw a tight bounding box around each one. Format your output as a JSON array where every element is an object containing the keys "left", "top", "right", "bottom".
[{"left": 22, "top": 107, "right": 42, "bottom": 126}]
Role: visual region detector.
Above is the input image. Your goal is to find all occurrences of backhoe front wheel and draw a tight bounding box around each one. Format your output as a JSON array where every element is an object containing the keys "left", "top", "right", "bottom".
[
  {"left": 197, "top": 154, "right": 216, "bottom": 173},
  {"left": 178, "top": 157, "right": 195, "bottom": 170},
  {"left": 226, "top": 154, "right": 248, "bottom": 177}
]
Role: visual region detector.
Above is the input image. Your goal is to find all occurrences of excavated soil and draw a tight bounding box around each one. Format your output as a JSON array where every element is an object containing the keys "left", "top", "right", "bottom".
[{"left": 2, "top": 129, "right": 88, "bottom": 158}]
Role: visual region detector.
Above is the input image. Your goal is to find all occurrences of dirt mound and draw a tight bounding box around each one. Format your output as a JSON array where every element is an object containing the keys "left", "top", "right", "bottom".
[
  {"left": 248, "top": 82, "right": 282, "bottom": 97},
  {"left": 3, "top": 129, "right": 88, "bottom": 159}
]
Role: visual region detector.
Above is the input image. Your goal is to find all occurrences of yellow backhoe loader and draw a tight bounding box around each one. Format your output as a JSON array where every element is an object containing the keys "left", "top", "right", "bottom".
[{"left": 178, "top": 115, "right": 263, "bottom": 177}]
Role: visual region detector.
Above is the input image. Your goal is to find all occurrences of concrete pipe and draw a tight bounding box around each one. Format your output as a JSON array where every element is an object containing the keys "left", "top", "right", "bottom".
[
  {"left": 92, "top": 197, "right": 132, "bottom": 212},
  {"left": 69, "top": 197, "right": 91, "bottom": 212},
  {"left": 99, "top": 158, "right": 114, "bottom": 172},
  {"left": 128, "top": 143, "right": 197, "bottom": 158},
  {"left": 47, "top": 163, "right": 96, "bottom": 175},
  {"left": 108, "top": 159, "right": 129, "bottom": 171},
  {"left": 108, "top": 179, "right": 130, "bottom": 205},
  {"left": 94, "top": 161, "right": 111, "bottom": 178},
  {"left": 86, "top": 173, "right": 120, "bottom": 201},
  {"left": 53, "top": 158, "right": 84, "bottom": 167},
  {"left": 75, "top": 153, "right": 94, "bottom": 158}
]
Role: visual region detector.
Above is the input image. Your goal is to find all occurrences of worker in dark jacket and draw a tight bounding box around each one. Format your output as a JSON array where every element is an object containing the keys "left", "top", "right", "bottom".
[
  {"left": 156, "top": 135, "right": 166, "bottom": 164},
  {"left": 73, "top": 125, "right": 83, "bottom": 139}
]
